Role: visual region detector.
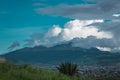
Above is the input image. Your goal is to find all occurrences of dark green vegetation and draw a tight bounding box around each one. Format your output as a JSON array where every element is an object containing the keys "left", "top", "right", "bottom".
[
  {"left": 57, "top": 62, "right": 79, "bottom": 76},
  {"left": 0, "top": 63, "right": 91, "bottom": 80},
  {"left": 0, "top": 62, "right": 120, "bottom": 80}
]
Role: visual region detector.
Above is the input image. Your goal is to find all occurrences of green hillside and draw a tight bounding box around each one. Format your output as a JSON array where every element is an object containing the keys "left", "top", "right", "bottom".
[{"left": 0, "top": 63, "right": 91, "bottom": 80}]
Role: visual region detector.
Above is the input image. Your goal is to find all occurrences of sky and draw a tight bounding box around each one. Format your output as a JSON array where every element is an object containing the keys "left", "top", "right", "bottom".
[{"left": 0, "top": 0, "right": 120, "bottom": 54}]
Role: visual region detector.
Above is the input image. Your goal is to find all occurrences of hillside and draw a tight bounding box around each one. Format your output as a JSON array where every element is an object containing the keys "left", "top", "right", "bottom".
[
  {"left": 1, "top": 43, "right": 120, "bottom": 69},
  {"left": 0, "top": 63, "right": 92, "bottom": 80}
]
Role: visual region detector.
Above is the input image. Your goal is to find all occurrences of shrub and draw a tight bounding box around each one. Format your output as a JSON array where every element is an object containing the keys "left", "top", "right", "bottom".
[{"left": 56, "top": 62, "right": 79, "bottom": 76}]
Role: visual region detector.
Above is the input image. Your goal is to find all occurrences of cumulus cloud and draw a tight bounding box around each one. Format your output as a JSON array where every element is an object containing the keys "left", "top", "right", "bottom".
[
  {"left": 71, "top": 36, "right": 118, "bottom": 52},
  {"left": 45, "top": 25, "right": 62, "bottom": 38},
  {"left": 8, "top": 41, "right": 20, "bottom": 50},
  {"left": 57, "top": 19, "right": 112, "bottom": 41},
  {"left": 92, "top": 21, "right": 120, "bottom": 38},
  {"left": 25, "top": 19, "right": 115, "bottom": 52},
  {"left": 36, "top": 0, "right": 120, "bottom": 20},
  {"left": 30, "top": 0, "right": 120, "bottom": 52}
]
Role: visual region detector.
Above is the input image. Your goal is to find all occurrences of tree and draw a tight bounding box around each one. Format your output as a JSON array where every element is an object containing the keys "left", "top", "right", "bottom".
[{"left": 56, "top": 62, "right": 79, "bottom": 76}]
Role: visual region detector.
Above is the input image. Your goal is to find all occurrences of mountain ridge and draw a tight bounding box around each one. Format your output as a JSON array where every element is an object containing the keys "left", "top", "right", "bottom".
[{"left": 1, "top": 43, "right": 120, "bottom": 69}]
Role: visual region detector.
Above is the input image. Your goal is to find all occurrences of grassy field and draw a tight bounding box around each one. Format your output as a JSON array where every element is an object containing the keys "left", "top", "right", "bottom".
[
  {"left": 0, "top": 63, "right": 92, "bottom": 80},
  {"left": 0, "top": 63, "right": 120, "bottom": 80}
]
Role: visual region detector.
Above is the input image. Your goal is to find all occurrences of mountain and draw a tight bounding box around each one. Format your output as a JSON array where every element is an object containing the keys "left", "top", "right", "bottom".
[{"left": 1, "top": 43, "right": 120, "bottom": 69}]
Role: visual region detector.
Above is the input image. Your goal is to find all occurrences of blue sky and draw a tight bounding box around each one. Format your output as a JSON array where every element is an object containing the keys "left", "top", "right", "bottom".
[
  {"left": 0, "top": 0, "right": 72, "bottom": 54},
  {"left": 0, "top": 0, "right": 120, "bottom": 54}
]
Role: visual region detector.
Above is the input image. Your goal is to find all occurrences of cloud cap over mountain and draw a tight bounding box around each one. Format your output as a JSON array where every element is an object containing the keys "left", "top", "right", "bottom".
[{"left": 24, "top": 19, "right": 120, "bottom": 52}]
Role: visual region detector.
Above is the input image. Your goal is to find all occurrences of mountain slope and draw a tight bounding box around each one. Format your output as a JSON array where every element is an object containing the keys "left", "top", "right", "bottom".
[{"left": 1, "top": 43, "right": 120, "bottom": 68}]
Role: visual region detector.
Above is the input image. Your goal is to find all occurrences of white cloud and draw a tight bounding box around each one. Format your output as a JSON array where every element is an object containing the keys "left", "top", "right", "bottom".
[
  {"left": 45, "top": 25, "right": 62, "bottom": 38},
  {"left": 113, "top": 14, "right": 120, "bottom": 17},
  {"left": 58, "top": 19, "right": 112, "bottom": 41},
  {"left": 96, "top": 46, "right": 111, "bottom": 51},
  {"left": 30, "top": 0, "right": 120, "bottom": 52},
  {"left": 25, "top": 19, "right": 113, "bottom": 48}
]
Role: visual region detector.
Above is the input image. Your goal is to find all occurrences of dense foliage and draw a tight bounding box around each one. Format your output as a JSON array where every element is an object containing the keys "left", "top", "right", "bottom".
[
  {"left": 0, "top": 63, "right": 91, "bottom": 80},
  {"left": 0, "top": 63, "right": 120, "bottom": 80},
  {"left": 56, "top": 62, "right": 79, "bottom": 76}
]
